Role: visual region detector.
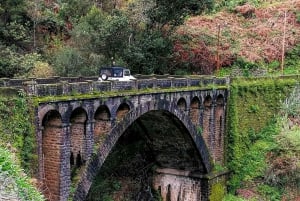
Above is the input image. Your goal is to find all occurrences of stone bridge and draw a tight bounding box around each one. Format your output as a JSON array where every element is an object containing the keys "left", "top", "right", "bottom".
[{"left": 1, "top": 75, "right": 229, "bottom": 201}]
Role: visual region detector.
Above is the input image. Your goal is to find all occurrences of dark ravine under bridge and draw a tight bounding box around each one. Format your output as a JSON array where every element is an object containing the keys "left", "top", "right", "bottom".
[{"left": 1, "top": 76, "right": 229, "bottom": 201}]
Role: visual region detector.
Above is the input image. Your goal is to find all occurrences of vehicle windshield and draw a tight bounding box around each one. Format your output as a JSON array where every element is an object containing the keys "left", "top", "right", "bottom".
[{"left": 100, "top": 67, "right": 131, "bottom": 78}]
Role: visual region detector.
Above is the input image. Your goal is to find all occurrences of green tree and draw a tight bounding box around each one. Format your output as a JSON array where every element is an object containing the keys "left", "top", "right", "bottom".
[
  {"left": 123, "top": 0, "right": 214, "bottom": 74},
  {"left": 124, "top": 30, "right": 173, "bottom": 74},
  {"left": 72, "top": 6, "right": 131, "bottom": 65},
  {"left": 147, "top": 0, "right": 213, "bottom": 29},
  {"left": 0, "top": 0, "right": 34, "bottom": 78},
  {"left": 52, "top": 47, "right": 86, "bottom": 76},
  {"left": 58, "top": 0, "right": 92, "bottom": 22},
  {"left": 0, "top": 0, "right": 30, "bottom": 47},
  {"left": 0, "top": 44, "right": 23, "bottom": 77}
]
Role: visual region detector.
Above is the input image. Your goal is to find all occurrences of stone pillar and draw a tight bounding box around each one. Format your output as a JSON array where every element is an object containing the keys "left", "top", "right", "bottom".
[
  {"left": 203, "top": 101, "right": 212, "bottom": 154},
  {"left": 210, "top": 102, "right": 216, "bottom": 162},
  {"left": 60, "top": 123, "right": 71, "bottom": 201},
  {"left": 41, "top": 121, "right": 64, "bottom": 201},
  {"left": 23, "top": 80, "right": 37, "bottom": 96},
  {"left": 199, "top": 105, "right": 204, "bottom": 129},
  {"left": 189, "top": 102, "right": 201, "bottom": 127},
  {"left": 85, "top": 120, "right": 94, "bottom": 159},
  {"left": 62, "top": 81, "right": 69, "bottom": 95},
  {"left": 37, "top": 125, "right": 44, "bottom": 182},
  {"left": 214, "top": 100, "right": 226, "bottom": 164}
]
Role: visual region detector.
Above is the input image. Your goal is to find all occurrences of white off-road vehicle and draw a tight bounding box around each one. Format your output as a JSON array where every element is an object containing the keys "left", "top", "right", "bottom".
[{"left": 98, "top": 67, "right": 136, "bottom": 81}]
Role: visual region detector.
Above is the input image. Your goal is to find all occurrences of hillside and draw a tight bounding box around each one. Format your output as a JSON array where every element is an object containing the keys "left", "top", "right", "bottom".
[{"left": 174, "top": 0, "right": 300, "bottom": 74}]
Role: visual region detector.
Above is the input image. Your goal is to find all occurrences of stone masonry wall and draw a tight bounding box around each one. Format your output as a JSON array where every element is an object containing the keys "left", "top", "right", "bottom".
[
  {"left": 42, "top": 125, "right": 62, "bottom": 201},
  {"left": 189, "top": 98, "right": 200, "bottom": 126},
  {"left": 93, "top": 120, "right": 111, "bottom": 146},
  {"left": 70, "top": 123, "right": 86, "bottom": 164},
  {"left": 153, "top": 169, "right": 202, "bottom": 201},
  {"left": 203, "top": 102, "right": 212, "bottom": 157},
  {"left": 214, "top": 102, "right": 225, "bottom": 164}
]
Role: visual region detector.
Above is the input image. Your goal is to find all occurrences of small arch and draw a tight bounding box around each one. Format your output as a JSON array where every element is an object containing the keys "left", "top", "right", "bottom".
[
  {"left": 71, "top": 107, "right": 88, "bottom": 123},
  {"left": 203, "top": 95, "right": 213, "bottom": 154},
  {"left": 70, "top": 108, "right": 88, "bottom": 181},
  {"left": 116, "top": 103, "right": 130, "bottom": 121},
  {"left": 191, "top": 96, "right": 201, "bottom": 108},
  {"left": 190, "top": 96, "right": 201, "bottom": 125},
  {"left": 204, "top": 95, "right": 212, "bottom": 107},
  {"left": 215, "top": 94, "right": 225, "bottom": 164},
  {"left": 94, "top": 105, "right": 111, "bottom": 121},
  {"left": 70, "top": 107, "right": 88, "bottom": 160},
  {"left": 94, "top": 105, "right": 112, "bottom": 145},
  {"left": 42, "top": 110, "right": 62, "bottom": 127},
  {"left": 216, "top": 94, "right": 224, "bottom": 106},
  {"left": 177, "top": 97, "right": 187, "bottom": 112},
  {"left": 41, "top": 110, "right": 62, "bottom": 201}
]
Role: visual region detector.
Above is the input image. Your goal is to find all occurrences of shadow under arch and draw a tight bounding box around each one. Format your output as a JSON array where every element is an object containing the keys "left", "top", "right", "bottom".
[{"left": 73, "top": 99, "right": 212, "bottom": 200}]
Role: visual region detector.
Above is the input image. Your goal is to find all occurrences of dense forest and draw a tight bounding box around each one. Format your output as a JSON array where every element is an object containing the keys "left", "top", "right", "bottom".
[
  {"left": 0, "top": 0, "right": 213, "bottom": 78},
  {"left": 1, "top": 0, "right": 299, "bottom": 78}
]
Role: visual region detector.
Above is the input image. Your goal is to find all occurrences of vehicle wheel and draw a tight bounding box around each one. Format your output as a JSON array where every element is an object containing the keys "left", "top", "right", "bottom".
[{"left": 101, "top": 73, "right": 108, "bottom": 80}]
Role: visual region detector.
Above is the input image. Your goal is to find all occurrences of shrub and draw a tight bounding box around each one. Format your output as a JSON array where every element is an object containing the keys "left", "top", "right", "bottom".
[
  {"left": 28, "top": 61, "right": 55, "bottom": 78},
  {"left": 0, "top": 147, "right": 44, "bottom": 201}
]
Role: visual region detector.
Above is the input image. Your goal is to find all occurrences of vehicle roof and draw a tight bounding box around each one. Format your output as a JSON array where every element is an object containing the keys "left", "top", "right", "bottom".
[{"left": 100, "top": 67, "right": 129, "bottom": 70}]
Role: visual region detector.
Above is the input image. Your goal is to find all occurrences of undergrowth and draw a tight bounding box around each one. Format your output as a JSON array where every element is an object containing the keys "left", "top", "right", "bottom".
[
  {"left": 0, "top": 147, "right": 44, "bottom": 201},
  {"left": 0, "top": 90, "right": 37, "bottom": 175}
]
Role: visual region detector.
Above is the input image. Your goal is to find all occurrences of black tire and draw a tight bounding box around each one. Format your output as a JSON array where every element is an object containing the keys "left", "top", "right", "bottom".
[{"left": 101, "top": 73, "right": 108, "bottom": 80}]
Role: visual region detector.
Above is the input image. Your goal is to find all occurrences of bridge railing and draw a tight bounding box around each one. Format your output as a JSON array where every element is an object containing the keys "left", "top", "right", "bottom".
[{"left": 0, "top": 76, "right": 229, "bottom": 97}]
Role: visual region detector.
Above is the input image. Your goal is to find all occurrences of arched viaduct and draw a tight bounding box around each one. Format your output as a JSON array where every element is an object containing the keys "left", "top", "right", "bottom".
[{"left": 1, "top": 76, "right": 229, "bottom": 201}]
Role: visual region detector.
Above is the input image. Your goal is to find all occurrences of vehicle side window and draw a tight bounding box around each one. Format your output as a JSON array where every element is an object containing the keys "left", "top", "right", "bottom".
[
  {"left": 113, "top": 69, "right": 123, "bottom": 77},
  {"left": 101, "top": 69, "right": 112, "bottom": 76},
  {"left": 124, "top": 70, "right": 130, "bottom": 76}
]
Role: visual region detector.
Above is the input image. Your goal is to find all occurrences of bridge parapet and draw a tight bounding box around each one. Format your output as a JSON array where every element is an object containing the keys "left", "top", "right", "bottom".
[{"left": 0, "top": 76, "right": 229, "bottom": 97}]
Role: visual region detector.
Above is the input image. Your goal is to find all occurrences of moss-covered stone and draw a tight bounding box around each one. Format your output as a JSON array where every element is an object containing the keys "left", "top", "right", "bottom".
[
  {"left": 209, "top": 182, "right": 226, "bottom": 201},
  {"left": 0, "top": 94, "right": 37, "bottom": 175},
  {"left": 226, "top": 75, "right": 299, "bottom": 192}
]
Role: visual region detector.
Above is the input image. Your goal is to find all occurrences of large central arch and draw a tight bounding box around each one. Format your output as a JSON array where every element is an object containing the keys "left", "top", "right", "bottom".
[{"left": 73, "top": 98, "right": 212, "bottom": 200}]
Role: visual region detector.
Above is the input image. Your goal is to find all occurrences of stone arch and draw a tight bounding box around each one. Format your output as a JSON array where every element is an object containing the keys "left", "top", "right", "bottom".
[
  {"left": 189, "top": 96, "right": 201, "bottom": 126},
  {"left": 116, "top": 102, "right": 130, "bottom": 121},
  {"left": 203, "top": 95, "right": 213, "bottom": 155},
  {"left": 41, "top": 110, "right": 62, "bottom": 201},
  {"left": 94, "top": 105, "right": 111, "bottom": 145},
  {"left": 38, "top": 104, "right": 57, "bottom": 125},
  {"left": 73, "top": 99, "right": 212, "bottom": 200},
  {"left": 70, "top": 107, "right": 88, "bottom": 168},
  {"left": 177, "top": 97, "right": 187, "bottom": 112},
  {"left": 214, "top": 94, "right": 225, "bottom": 164}
]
